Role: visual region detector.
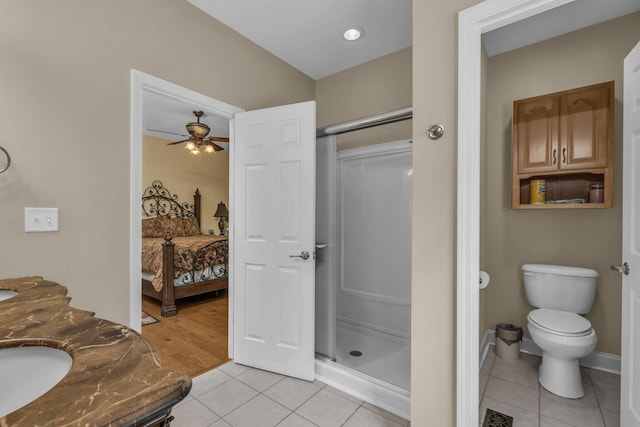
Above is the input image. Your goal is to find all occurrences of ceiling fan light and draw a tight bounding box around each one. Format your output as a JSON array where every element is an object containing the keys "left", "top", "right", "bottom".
[
  {"left": 185, "top": 141, "right": 196, "bottom": 151},
  {"left": 204, "top": 144, "right": 215, "bottom": 154},
  {"left": 187, "top": 122, "right": 210, "bottom": 139},
  {"left": 190, "top": 148, "right": 201, "bottom": 156}
]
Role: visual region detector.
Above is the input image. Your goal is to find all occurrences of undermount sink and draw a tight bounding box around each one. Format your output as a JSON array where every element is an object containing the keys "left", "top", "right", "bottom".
[
  {"left": 0, "top": 346, "right": 73, "bottom": 417},
  {"left": 0, "top": 290, "right": 18, "bottom": 302}
]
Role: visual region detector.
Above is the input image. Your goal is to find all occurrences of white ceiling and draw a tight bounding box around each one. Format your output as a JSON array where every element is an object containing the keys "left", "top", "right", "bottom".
[
  {"left": 143, "top": 90, "right": 231, "bottom": 143},
  {"left": 482, "top": 0, "right": 640, "bottom": 57},
  {"left": 144, "top": 0, "right": 640, "bottom": 143},
  {"left": 187, "top": 0, "right": 412, "bottom": 81}
]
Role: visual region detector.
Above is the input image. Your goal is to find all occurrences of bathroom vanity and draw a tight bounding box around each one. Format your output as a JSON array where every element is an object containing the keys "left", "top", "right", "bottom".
[{"left": 0, "top": 277, "right": 191, "bottom": 426}]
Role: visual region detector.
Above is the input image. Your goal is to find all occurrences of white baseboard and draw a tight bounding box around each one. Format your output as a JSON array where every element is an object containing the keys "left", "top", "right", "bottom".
[{"left": 480, "top": 329, "right": 621, "bottom": 375}]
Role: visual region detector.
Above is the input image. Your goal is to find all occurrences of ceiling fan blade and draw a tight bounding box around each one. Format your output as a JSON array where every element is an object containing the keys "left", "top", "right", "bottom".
[
  {"left": 167, "top": 139, "right": 189, "bottom": 145},
  {"left": 208, "top": 136, "right": 230, "bottom": 143},
  {"left": 148, "top": 129, "right": 189, "bottom": 137},
  {"left": 213, "top": 141, "right": 228, "bottom": 151}
]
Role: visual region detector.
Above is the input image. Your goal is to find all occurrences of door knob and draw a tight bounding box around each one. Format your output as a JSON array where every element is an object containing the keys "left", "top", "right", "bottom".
[
  {"left": 611, "top": 263, "right": 630, "bottom": 275},
  {"left": 290, "top": 251, "right": 310, "bottom": 260}
]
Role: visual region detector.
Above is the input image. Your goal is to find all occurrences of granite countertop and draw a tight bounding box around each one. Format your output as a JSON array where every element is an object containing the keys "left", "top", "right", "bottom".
[{"left": 0, "top": 276, "right": 191, "bottom": 426}]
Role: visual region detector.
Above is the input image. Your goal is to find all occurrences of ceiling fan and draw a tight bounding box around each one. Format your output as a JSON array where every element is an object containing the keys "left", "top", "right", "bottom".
[{"left": 155, "top": 110, "right": 229, "bottom": 155}]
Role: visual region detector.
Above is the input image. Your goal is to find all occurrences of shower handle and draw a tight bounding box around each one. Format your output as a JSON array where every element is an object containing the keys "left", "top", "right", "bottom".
[{"left": 290, "top": 251, "right": 310, "bottom": 260}]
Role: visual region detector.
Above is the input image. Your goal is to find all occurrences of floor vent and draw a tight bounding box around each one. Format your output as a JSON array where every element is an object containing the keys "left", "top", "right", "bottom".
[
  {"left": 482, "top": 408, "right": 513, "bottom": 427},
  {"left": 349, "top": 350, "right": 363, "bottom": 357}
]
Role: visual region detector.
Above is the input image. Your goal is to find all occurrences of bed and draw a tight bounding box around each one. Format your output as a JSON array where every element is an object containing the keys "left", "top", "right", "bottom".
[{"left": 141, "top": 180, "right": 228, "bottom": 317}]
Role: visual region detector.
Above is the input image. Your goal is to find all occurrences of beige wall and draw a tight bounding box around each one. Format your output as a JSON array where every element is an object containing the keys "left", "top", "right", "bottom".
[
  {"left": 316, "top": 48, "right": 412, "bottom": 151},
  {"left": 411, "top": 0, "right": 481, "bottom": 424},
  {"left": 483, "top": 13, "right": 640, "bottom": 355},
  {"left": 142, "top": 135, "right": 229, "bottom": 234},
  {"left": 0, "top": 0, "right": 314, "bottom": 324}
]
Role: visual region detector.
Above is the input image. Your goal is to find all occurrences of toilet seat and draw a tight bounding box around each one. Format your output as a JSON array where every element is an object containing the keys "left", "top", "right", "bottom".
[{"left": 528, "top": 308, "right": 592, "bottom": 337}]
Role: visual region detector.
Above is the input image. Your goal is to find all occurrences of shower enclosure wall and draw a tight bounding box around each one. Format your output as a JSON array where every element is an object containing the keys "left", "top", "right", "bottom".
[{"left": 315, "top": 135, "right": 412, "bottom": 419}]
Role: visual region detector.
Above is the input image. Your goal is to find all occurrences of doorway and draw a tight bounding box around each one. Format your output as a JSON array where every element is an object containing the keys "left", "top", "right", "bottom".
[
  {"left": 130, "top": 71, "right": 243, "bottom": 367},
  {"left": 457, "top": 1, "right": 637, "bottom": 425}
]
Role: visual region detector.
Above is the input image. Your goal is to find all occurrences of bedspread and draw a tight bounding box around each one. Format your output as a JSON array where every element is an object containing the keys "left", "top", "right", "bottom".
[{"left": 142, "top": 235, "right": 228, "bottom": 291}]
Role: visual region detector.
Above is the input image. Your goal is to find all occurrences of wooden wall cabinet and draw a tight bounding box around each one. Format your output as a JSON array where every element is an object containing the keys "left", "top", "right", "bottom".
[{"left": 512, "top": 81, "right": 614, "bottom": 209}]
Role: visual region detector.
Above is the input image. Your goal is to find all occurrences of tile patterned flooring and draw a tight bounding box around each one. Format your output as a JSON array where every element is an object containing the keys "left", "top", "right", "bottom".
[
  {"left": 171, "top": 361, "right": 410, "bottom": 427},
  {"left": 480, "top": 347, "right": 621, "bottom": 426}
]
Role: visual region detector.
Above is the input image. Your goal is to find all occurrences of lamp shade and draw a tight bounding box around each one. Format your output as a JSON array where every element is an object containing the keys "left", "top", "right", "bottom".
[{"left": 213, "top": 202, "right": 228, "bottom": 218}]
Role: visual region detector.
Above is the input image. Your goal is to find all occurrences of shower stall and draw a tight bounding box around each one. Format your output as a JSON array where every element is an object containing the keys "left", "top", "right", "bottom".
[{"left": 314, "top": 108, "right": 412, "bottom": 419}]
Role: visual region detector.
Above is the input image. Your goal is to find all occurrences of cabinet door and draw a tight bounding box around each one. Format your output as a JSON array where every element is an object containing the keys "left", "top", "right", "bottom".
[
  {"left": 514, "top": 96, "right": 560, "bottom": 174},
  {"left": 559, "top": 83, "right": 612, "bottom": 170}
]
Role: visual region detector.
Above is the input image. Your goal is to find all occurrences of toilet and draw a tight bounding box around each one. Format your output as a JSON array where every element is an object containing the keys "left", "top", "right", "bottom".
[{"left": 522, "top": 264, "right": 598, "bottom": 399}]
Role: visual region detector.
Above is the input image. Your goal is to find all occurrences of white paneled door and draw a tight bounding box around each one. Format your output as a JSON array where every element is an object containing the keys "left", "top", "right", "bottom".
[
  {"left": 621, "top": 40, "right": 640, "bottom": 427},
  {"left": 233, "top": 101, "right": 316, "bottom": 381}
]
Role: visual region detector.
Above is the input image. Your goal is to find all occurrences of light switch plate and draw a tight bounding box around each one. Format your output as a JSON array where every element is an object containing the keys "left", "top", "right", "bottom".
[{"left": 25, "top": 208, "right": 59, "bottom": 233}]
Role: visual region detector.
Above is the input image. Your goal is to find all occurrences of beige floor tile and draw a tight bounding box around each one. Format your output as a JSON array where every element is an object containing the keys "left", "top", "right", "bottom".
[
  {"left": 490, "top": 352, "right": 541, "bottom": 390},
  {"left": 223, "top": 394, "right": 291, "bottom": 427},
  {"left": 540, "top": 415, "right": 575, "bottom": 426},
  {"left": 480, "top": 396, "right": 539, "bottom": 427},
  {"left": 343, "top": 406, "right": 404, "bottom": 427},
  {"left": 210, "top": 419, "right": 232, "bottom": 426},
  {"left": 264, "top": 376, "right": 323, "bottom": 410},
  {"left": 481, "top": 347, "right": 496, "bottom": 374},
  {"left": 540, "top": 388, "right": 604, "bottom": 427},
  {"left": 174, "top": 394, "right": 193, "bottom": 409},
  {"left": 191, "top": 369, "right": 233, "bottom": 397},
  {"left": 578, "top": 368, "right": 599, "bottom": 407},
  {"left": 484, "top": 376, "right": 540, "bottom": 413},
  {"left": 589, "top": 370, "right": 621, "bottom": 412},
  {"left": 588, "top": 369, "right": 620, "bottom": 390},
  {"left": 323, "top": 385, "right": 364, "bottom": 405},
  {"left": 361, "top": 402, "right": 410, "bottom": 427},
  {"left": 237, "top": 367, "right": 285, "bottom": 392},
  {"left": 171, "top": 398, "right": 220, "bottom": 427},
  {"left": 601, "top": 408, "right": 620, "bottom": 427},
  {"left": 296, "top": 388, "right": 360, "bottom": 427},
  {"left": 278, "top": 413, "right": 319, "bottom": 426},
  {"left": 197, "top": 378, "right": 259, "bottom": 417},
  {"left": 480, "top": 372, "right": 489, "bottom": 399},
  {"left": 218, "top": 361, "right": 252, "bottom": 378}
]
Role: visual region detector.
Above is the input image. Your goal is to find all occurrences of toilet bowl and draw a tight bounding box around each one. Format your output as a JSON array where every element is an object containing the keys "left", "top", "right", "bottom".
[
  {"left": 527, "top": 308, "right": 597, "bottom": 398},
  {"left": 522, "top": 264, "right": 598, "bottom": 399}
]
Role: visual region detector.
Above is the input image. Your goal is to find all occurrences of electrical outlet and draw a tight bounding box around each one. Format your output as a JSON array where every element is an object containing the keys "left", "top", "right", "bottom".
[{"left": 25, "top": 208, "right": 59, "bottom": 233}]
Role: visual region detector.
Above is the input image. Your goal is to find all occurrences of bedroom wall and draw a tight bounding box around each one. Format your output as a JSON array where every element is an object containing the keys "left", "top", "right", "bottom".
[
  {"left": 315, "top": 48, "right": 412, "bottom": 151},
  {"left": 0, "top": 0, "right": 314, "bottom": 325},
  {"left": 483, "top": 13, "right": 640, "bottom": 355},
  {"left": 142, "top": 135, "right": 229, "bottom": 235}
]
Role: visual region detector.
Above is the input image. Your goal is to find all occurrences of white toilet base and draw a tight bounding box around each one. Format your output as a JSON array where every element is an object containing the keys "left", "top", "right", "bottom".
[{"left": 538, "top": 353, "right": 584, "bottom": 398}]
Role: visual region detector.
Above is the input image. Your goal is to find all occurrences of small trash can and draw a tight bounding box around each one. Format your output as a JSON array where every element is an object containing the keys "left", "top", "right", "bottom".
[{"left": 495, "top": 323, "right": 523, "bottom": 361}]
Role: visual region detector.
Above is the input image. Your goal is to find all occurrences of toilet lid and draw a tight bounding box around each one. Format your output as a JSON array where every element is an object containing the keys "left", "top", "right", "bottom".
[{"left": 528, "top": 309, "right": 592, "bottom": 335}]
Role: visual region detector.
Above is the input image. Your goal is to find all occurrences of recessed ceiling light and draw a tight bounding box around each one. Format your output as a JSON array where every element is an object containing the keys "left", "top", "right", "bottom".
[{"left": 343, "top": 26, "right": 364, "bottom": 41}]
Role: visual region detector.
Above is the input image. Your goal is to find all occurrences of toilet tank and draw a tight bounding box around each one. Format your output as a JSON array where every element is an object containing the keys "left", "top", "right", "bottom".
[{"left": 522, "top": 264, "right": 598, "bottom": 314}]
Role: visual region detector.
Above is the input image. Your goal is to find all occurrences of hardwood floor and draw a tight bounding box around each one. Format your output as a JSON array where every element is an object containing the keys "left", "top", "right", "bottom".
[{"left": 141, "top": 292, "right": 229, "bottom": 377}]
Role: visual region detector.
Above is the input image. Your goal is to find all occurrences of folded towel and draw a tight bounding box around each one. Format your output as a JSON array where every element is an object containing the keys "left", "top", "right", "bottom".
[{"left": 545, "top": 198, "right": 585, "bottom": 204}]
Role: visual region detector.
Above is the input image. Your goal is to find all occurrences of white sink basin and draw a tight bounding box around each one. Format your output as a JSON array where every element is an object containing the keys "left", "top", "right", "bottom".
[
  {"left": 0, "top": 290, "right": 18, "bottom": 302},
  {"left": 0, "top": 346, "right": 72, "bottom": 417}
]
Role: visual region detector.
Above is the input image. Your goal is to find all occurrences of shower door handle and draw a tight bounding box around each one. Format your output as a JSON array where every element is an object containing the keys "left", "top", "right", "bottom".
[
  {"left": 290, "top": 250, "right": 310, "bottom": 260},
  {"left": 315, "top": 243, "right": 329, "bottom": 249}
]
